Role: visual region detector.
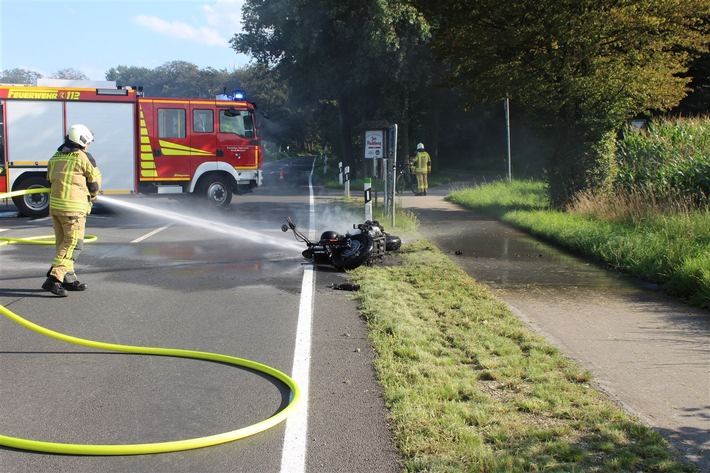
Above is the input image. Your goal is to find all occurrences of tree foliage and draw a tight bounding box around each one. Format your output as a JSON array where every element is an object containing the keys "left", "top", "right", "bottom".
[
  {"left": 0, "top": 68, "right": 44, "bottom": 84},
  {"left": 231, "top": 0, "right": 433, "bottom": 174},
  {"left": 675, "top": 48, "right": 710, "bottom": 115},
  {"left": 0, "top": 67, "right": 88, "bottom": 83},
  {"left": 416, "top": 0, "right": 710, "bottom": 205},
  {"left": 50, "top": 68, "right": 88, "bottom": 80},
  {"left": 4, "top": 1, "right": 707, "bottom": 193}
]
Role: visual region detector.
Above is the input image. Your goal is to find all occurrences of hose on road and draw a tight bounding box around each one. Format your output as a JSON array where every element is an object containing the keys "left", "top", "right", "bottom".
[
  {"left": 0, "top": 188, "right": 96, "bottom": 246},
  {"left": 0, "top": 189, "right": 301, "bottom": 455}
]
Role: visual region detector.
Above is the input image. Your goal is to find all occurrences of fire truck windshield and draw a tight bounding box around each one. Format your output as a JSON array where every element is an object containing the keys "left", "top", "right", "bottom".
[{"left": 219, "top": 109, "right": 254, "bottom": 138}]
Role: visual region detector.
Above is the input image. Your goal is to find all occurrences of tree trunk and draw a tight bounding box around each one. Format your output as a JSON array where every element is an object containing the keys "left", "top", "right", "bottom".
[
  {"left": 338, "top": 93, "right": 355, "bottom": 178},
  {"left": 430, "top": 106, "right": 440, "bottom": 171},
  {"left": 400, "top": 94, "right": 410, "bottom": 168}
]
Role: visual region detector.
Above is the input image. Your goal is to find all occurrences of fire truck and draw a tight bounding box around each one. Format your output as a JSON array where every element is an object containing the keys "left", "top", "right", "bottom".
[{"left": 0, "top": 79, "right": 263, "bottom": 217}]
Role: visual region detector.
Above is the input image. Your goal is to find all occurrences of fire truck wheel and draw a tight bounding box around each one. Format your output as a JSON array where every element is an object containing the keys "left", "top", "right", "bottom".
[
  {"left": 200, "top": 176, "right": 233, "bottom": 209},
  {"left": 12, "top": 176, "right": 51, "bottom": 218}
]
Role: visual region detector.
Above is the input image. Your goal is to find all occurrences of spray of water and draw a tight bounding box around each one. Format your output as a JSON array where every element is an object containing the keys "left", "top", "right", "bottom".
[{"left": 98, "top": 196, "right": 304, "bottom": 252}]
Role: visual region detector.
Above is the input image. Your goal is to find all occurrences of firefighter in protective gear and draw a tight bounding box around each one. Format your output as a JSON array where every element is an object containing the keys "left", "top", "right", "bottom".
[
  {"left": 41, "top": 124, "right": 102, "bottom": 297},
  {"left": 412, "top": 142, "right": 431, "bottom": 196}
]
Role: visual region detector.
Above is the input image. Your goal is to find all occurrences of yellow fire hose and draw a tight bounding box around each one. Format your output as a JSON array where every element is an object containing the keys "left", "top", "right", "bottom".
[
  {"left": 0, "top": 189, "right": 301, "bottom": 455},
  {"left": 0, "top": 188, "right": 97, "bottom": 246}
]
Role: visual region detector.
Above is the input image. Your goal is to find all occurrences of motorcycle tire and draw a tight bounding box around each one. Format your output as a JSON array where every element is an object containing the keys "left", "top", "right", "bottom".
[
  {"left": 385, "top": 234, "right": 402, "bottom": 251},
  {"left": 330, "top": 234, "right": 374, "bottom": 271},
  {"left": 314, "top": 252, "right": 331, "bottom": 265}
]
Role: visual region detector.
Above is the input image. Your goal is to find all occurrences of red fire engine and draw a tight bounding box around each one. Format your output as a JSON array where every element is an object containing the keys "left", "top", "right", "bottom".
[{"left": 0, "top": 79, "right": 263, "bottom": 217}]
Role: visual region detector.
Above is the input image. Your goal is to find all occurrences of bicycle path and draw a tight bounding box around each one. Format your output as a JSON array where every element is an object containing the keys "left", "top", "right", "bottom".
[{"left": 399, "top": 185, "right": 710, "bottom": 471}]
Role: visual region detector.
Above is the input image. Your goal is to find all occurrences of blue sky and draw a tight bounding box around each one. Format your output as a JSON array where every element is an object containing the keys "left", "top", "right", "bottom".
[{"left": 0, "top": 0, "right": 251, "bottom": 81}]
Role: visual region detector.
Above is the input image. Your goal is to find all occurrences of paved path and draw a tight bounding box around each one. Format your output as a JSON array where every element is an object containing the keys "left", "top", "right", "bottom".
[{"left": 399, "top": 186, "right": 710, "bottom": 471}]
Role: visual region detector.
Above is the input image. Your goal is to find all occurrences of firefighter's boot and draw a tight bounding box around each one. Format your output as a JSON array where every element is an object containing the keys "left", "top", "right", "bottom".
[
  {"left": 63, "top": 273, "right": 87, "bottom": 291},
  {"left": 42, "top": 277, "right": 68, "bottom": 297},
  {"left": 63, "top": 280, "right": 87, "bottom": 291}
]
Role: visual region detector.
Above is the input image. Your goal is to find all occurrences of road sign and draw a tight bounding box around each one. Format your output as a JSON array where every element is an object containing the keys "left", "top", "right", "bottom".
[{"left": 364, "top": 130, "right": 384, "bottom": 159}]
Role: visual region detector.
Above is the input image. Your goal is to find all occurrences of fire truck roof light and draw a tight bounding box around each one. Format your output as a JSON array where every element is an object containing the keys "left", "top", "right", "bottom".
[
  {"left": 232, "top": 90, "right": 246, "bottom": 101},
  {"left": 96, "top": 88, "right": 129, "bottom": 96}
]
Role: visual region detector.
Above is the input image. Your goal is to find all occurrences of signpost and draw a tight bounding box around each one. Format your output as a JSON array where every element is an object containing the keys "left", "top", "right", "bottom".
[
  {"left": 362, "top": 126, "right": 399, "bottom": 225},
  {"left": 364, "top": 178, "right": 372, "bottom": 221},
  {"left": 505, "top": 97, "right": 512, "bottom": 181},
  {"left": 388, "top": 124, "right": 398, "bottom": 227},
  {"left": 364, "top": 130, "right": 384, "bottom": 160}
]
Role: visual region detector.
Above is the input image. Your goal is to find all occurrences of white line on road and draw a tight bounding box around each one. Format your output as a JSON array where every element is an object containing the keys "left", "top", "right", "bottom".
[
  {"left": 130, "top": 224, "right": 172, "bottom": 243},
  {"left": 279, "top": 265, "right": 314, "bottom": 473},
  {"left": 280, "top": 158, "right": 318, "bottom": 473}
]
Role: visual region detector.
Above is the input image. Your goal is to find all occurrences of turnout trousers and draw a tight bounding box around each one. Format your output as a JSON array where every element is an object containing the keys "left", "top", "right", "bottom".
[
  {"left": 416, "top": 172, "right": 429, "bottom": 192},
  {"left": 49, "top": 214, "right": 85, "bottom": 283}
]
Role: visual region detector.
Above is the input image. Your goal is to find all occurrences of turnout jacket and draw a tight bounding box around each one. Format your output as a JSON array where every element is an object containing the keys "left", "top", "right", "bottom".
[
  {"left": 47, "top": 143, "right": 102, "bottom": 216},
  {"left": 413, "top": 150, "right": 431, "bottom": 174}
]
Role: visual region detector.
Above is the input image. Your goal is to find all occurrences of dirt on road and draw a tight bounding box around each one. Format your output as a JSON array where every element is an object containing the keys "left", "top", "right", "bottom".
[{"left": 399, "top": 186, "right": 710, "bottom": 471}]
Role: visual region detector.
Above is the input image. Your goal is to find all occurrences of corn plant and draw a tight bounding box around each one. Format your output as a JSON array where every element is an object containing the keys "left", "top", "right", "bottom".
[{"left": 615, "top": 117, "right": 710, "bottom": 207}]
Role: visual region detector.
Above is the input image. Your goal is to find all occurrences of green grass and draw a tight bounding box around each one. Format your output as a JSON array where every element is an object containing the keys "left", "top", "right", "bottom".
[
  {"left": 350, "top": 239, "right": 695, "bottom": 472},
  {"left": 320, "top": 169, "right": 477, "bottom": 194},
  {"left": 285, "top": 126, "right": 705, "bottom": 470},
  {"left": 447, "top": 180, "right": 710, "bottom": 309},
  {"left": 336, "top": 181, "right": 700, "bottom": 471}
]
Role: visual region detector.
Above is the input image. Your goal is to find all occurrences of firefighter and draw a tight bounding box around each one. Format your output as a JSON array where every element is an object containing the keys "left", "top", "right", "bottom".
[
  {"left": 42, "top": 124, "right": 102, "bottom": 297},
  {"left": 412, "top": 142, "right": 431, "bottom": 196}
]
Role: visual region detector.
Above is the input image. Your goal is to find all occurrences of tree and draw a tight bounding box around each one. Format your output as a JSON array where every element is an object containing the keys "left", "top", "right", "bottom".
[
  {"left": 675, "top": 47, "right": 710, "bottom": 115},
  {"left": 417, "top": 0, "right": 710, "bottom": 206},
  {"left": 50, "top": 68, "right": 88, "bottom": 80},
  {"left": 231, "top": 0, "right": 433, "bottom": 175},
  {"left": 106, "top": 65, "right": 156, "bottom": 90},
  {"left": 107, "top": 62, "right": 243, "bottom": 99},
  {"left": 0, "top": 68, "right": 42, "bottom": 84}
]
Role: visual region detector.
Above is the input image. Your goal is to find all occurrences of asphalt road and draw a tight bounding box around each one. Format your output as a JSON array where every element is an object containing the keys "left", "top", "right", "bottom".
[{"left": 0, "top": 184, "right": 400, "bottom": 473}]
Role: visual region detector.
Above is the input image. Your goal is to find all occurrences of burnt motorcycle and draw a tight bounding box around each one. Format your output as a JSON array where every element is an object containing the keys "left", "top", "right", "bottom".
[{"left": 281, "top": 217, "right": 402, "bottom": 270}]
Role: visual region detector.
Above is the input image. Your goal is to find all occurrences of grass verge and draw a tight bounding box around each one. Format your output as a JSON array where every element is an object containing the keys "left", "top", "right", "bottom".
[
  {"left": 447, "top": 180, "right": 710, "bottom": 309},
  {"left": 350, "top": 238, "right": 696, "bottom": 472}
]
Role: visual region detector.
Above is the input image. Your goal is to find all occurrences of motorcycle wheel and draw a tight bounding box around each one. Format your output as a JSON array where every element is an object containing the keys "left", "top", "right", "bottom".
[{"left": 331, "top": 234, "right": 374, "bottom": 270}]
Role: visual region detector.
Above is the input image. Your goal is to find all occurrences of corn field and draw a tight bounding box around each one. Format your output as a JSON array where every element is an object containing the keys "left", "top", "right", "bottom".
[{"left": 615, "top": 116, "right": 710, "bottom": 207}]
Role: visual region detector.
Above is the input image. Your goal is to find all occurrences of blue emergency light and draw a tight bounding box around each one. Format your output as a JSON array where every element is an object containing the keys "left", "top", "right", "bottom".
[{"left": 232, "top": 90, "right": 246, "bottom": 101}]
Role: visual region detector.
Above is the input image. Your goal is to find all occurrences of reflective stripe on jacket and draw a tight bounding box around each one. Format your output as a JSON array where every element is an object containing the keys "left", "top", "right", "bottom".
[
  {"left": 47, "top": 149, "right": 102, "bottom": 215},
  {"left": 413, "top": 151, "right": 431, "bottom": 173}
]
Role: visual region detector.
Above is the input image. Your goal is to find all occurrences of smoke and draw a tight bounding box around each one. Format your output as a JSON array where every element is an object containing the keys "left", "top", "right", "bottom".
[{"left": 310, "top": 205, "right": 365, "bottom": 238}]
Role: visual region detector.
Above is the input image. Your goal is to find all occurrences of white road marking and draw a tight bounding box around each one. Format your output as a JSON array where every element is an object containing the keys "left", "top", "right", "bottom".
[
  {"left": 280, "top": 158, "right": 317, "bottom": 473},
  {"left": 130, "top": 224, "right": 172, "bottom": 243}
]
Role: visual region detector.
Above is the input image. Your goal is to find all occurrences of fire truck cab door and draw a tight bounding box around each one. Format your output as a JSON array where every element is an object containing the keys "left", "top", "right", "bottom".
[
  {"left": 217, "top": 106, "right": 257, "bottom": 168},
  {"left": 189, "top": 104, "right": 218, "bottom": 173},
  {"left": 150, "top": 101, "right": 193, "bottom": 180},
  {"left": 145, "top": 100, "right": 256, "bottom": 181}
]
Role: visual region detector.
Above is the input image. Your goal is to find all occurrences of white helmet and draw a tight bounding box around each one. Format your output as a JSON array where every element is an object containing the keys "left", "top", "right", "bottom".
[
  {"left": 67, "top": 124, "right": 94, "bottom": 147},
  {"left": 416, "top": 143, "right": 425, "bottom": 150}
]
